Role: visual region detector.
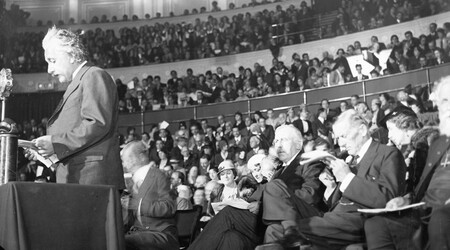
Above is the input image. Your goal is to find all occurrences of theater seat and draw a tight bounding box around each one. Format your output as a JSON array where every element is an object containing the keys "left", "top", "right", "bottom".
[{"left": 175, "top": 205, "right": 203, "bottom": 249}]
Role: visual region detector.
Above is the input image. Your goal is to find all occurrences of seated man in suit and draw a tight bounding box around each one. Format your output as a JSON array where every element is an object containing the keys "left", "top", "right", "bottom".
[
  {"left": 121, "top": 141, "right": 179, "bottom": 250},
  {"left": 351, "top": 64, "right": 369, "bottom": 82},
  {"left": 277, "top": 109, "right": 406, "bottom": 249},
  {"left": 329, "top": 64, "right": 346, "bottom": 86},
  {"left": 229, "top": 126, "right": 248, "bottom": 152},
  {"left": 292, "top": 106, "right": 313, "bottom": 140},
  {"left": 312, "top": 108, "right": 330, "bottom": 140},
  {"left": 364, "top": 75, "right": 450, "bottom": 250},
  {"left": 246, "top": 136, "right": 262, "bottom": 161},
  {"left": 187, "top": 125, "right": 325, "bottom": 250},
  {"left": 258, "top": 117, "right": 275, "bottom": 145}
]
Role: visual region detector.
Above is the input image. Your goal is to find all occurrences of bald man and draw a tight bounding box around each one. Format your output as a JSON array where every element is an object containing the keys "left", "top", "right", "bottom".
[{"left": 121, "top": 141, "right": 178, "bottom": 250}]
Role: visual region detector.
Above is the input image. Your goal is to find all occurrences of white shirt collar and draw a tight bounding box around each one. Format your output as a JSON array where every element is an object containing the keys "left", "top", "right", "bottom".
[
  {"left": 283, "top": 151, "right": 301, "bottom": 166},
  {"left": 356, "top": 137, "right": 372, "bottom": 163},
  {"left": 72, "top": 61, "right": 88, "bottom": 81}
]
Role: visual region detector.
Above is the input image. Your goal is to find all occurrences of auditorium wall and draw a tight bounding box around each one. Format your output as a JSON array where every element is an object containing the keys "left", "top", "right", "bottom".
[{"left": 10, "top": 11, "right": 449, "bottom": 93}]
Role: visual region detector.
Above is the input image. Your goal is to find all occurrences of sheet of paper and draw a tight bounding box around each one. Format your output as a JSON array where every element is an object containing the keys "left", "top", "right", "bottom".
[
  {"left": 211, "top": 198, "right": 250, "bottom": 214},
  {"left": 18, "top": 139, "right": 38, "bottom": 150},
  {"left": 357, "top": 202, "right": 426, "bottom": 214},
  {"left": 29, "top": 149, "right": 54, "bottom": 168},
  {"left": 300, "top": 150, "right": 337, "bottom": 165}
]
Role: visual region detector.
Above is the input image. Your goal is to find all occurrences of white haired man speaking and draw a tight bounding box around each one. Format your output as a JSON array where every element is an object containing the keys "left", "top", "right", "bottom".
[{"left": 29, "top": 26, "right": 124, "bottom": 189}]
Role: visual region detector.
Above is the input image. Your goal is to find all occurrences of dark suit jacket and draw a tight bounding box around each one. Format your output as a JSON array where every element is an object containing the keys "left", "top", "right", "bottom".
[
  {"left": 129, "top": 167, "right": 177, "bottom": 247},
  {"left": 47, "top": 64, "right": 124, "bottom": 189},
  {"left": 272, "top": 153, "right": 326, "bottom": 209},
  {"left": 292, "top": 119, "right": 313, "bottom": 137},
  {"left": 229, "top": 136, "right": 248, "bottom": 151},
  {"left": 170, "top": 146, "right": 183, "bottom": 162},
  {"left": 330, "top": 140, "right": 407, "bottom": 212},
  {"left": 415, "top": 136, "right": 450, "bottom": 208},
  {"left": 311, "top": 118, "right": 329, "bottom": 138},
  {"left": 261, "top": 125, "right": 275, "bottom": 145},
  {"left": 351, "top": 74, "right": 369, "bottom": 82}
]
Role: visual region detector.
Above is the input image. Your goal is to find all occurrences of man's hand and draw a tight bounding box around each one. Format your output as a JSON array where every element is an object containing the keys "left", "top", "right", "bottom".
[
  {"left": 23, "top": 148, "right": 38, "bottom": 161},
  {"left": 385, "top": 197, "right": 410, "bottom": 209},
  {"left": 200, "top": 216, "right": 211, "bottom": 222},
  {"left": 319, "top": 169, "right": 337, "bottom": 189},
  {"left": 35, "top": 135, "right": 55, "bottom": 157},
  {"left": 329, "top": 159, "right": 351, "bottom": 182},
  {"left": 247, "top": 201, "right": 260, "bottom": 214}
]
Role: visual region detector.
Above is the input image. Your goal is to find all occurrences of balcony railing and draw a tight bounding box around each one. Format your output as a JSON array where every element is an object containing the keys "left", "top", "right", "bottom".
[{"left": 117, "top": 63, "right": 449, "bottom": 135}]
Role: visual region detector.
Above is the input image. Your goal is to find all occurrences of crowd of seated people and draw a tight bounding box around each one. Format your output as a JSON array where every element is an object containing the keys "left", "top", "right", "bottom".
[
  {"left": 2, "top": 0, "right": 449, "bottom": 74},
  {"left": 0, "top": 0, "right": 30, "bottom": 27},
  {"left": 14, "top": 66, "right": 448, "bottom": 249},
  {"left": 115, "top": 20, "right": 450, "bottom": 114},
  {"left": 118, "top": 77, "right": 446, "bottom": 249}
]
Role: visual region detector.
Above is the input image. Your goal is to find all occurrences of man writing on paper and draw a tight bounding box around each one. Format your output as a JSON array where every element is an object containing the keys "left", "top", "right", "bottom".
[{"left": 27, "top": 26, "right": 124, "bottom": 189}]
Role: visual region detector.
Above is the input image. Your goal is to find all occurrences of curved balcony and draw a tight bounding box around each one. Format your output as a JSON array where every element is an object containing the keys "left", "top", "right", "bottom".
[
  {"left": 116, "top": 63, "right": 449, "bottom": 135},
  {"left": 10, "top": 11, "right": 449, "bottom": 94},
  {"left": 15, "top": 0, "right": 300, "bottom": 35}
]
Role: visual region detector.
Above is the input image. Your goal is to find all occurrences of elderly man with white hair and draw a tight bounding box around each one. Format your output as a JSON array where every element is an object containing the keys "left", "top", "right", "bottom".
[
  {"left": 278, "top": 109, "right": 406, "bottom": 249},
  {"left": 187, "top": 125, "right": 325, "bottom": 250},
  {"left": 28, "top": 26, "right": 124, "bottom": 189}
]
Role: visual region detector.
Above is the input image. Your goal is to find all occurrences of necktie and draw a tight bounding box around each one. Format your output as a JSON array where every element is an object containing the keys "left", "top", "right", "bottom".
[{"left": 350, "top": 155, "right": 359, "bottom": 174}]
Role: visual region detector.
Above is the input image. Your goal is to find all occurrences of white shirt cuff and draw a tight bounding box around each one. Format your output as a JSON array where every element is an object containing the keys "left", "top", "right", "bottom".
[
  {"left": 48, "top": 154, "right": 59, "bottom": 164},
  {"left": 324, "top": 186, "right": 337, "bottom": 200},
  {"left": 339, "top": 173, "right": 355, "bottom": 193}
]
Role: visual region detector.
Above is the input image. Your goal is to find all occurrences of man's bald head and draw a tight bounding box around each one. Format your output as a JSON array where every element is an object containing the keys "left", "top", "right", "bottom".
[{"left": 121, "top": 141, "right": 150, "bottom": 174}]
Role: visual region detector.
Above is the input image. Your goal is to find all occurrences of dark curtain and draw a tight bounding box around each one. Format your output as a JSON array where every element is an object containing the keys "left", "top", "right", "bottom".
[{"left": 2, "top": 91, "right": 64, "bottom": 124}]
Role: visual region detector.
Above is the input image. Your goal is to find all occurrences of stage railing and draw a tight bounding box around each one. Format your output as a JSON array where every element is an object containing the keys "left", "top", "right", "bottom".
[{"left": 118, "top": 63, "right": 449, "bottom": 134}]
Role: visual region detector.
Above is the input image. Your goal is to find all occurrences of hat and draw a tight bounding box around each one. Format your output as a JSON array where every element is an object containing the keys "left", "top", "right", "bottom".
[
  {"left": 218, "top": 160, "right": 235, "bottom": 174},
  {"left": 379, "top": 105, "right": 417, "bottom": 129},
  {"left": 247, "top": 154, "right": 265, "bottom": 172}
]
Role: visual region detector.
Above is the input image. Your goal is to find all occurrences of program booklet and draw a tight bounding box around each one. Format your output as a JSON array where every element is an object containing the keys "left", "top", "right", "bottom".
[{"left": 357, "top": 202, "right": 426, "bottom": 214}]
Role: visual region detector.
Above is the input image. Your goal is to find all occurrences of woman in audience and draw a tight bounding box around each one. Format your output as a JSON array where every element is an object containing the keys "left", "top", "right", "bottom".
[
  {"left": 214, "top": 140, "right": 232, "bottom": 167},
  {"left": 379, "top": 93, "right": 393, "bottom": 114},
  {"left": 217, "top": 160, "right": 239, "bottom": 201},
  {"left": 286, "top": 107, "right": 299, "bottom": 123},
  {"left": 306, "top": 68, "right": 321, "bottom": 89},
  {"left": 187, "top": 166, "right": 199, "bottom": 186},
  {"left": 157, "top": 149, "right": 171, "bottom": 170},
  {"left": 272, "top": 73, "right": 284, "bottom": 93},
  {"left": 208, "top": 167, "right": 219, "bottom": 181},
  {"left": 384, "top": 108, "right": 438, "bottom": 192},
  {"left": 309, "top": 58, "right": 324, "bottom": 77}
]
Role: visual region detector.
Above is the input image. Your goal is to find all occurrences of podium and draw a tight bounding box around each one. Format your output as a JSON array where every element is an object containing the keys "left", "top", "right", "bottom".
[{"left": 0, "top": 182, "right": 125, "bottom": 250}]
